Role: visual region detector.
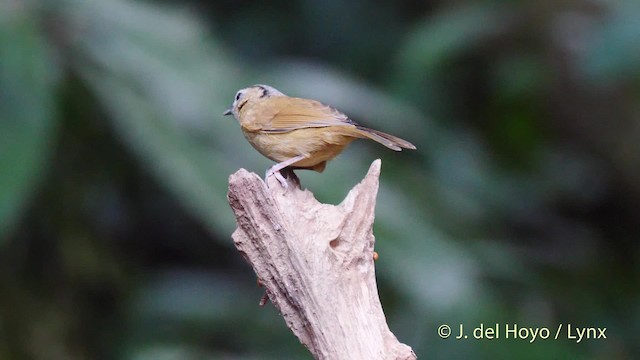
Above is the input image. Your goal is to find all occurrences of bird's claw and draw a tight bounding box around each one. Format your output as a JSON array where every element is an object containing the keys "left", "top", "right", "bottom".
[
  {"left": 265, "top": 168, "right": 288, "bottom": 190},
  {"left": 274, "top": 171, "right": 288, "bottom": 189}
]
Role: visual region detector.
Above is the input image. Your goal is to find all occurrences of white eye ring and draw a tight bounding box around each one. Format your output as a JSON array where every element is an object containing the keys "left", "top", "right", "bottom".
[{"left": 235, "top": 92, "right": 242, "bottom": 101}]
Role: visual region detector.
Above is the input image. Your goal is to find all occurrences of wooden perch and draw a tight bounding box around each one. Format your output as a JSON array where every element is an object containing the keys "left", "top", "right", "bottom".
[{"left": 227, "top": 160, "right": 417, "bottom": 360}]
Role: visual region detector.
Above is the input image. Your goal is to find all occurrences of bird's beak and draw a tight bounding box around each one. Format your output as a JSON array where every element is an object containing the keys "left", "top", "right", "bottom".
[{"left": 223, "top": 108, "right": 232, "bottom": 116}]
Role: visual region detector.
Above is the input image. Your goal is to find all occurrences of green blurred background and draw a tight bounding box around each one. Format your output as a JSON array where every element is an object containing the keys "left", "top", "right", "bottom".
[{"left": 1, "top": 0, "right": 639, "bottom": 358}]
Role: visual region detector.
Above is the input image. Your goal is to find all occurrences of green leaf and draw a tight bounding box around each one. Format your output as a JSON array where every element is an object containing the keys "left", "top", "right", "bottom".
[
  {"left": 394, "top": 4, "right": 511, "bottom": 79},
  {"left": 0, "top": 5, "right": 58, "bottom": 241},
  {"left": 63, "top": 0, "right": 258, "bottom": 237},
  {"left": 80, "top": 69, "right": 238, "bottom": 235}
]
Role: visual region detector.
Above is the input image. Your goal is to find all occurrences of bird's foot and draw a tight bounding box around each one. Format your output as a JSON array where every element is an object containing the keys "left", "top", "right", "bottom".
[
  {"left": 274, "top": 170, "right": 288, "bottom": 189},
  {"left": 264, "top": 155, "right": 307, "bottom": 190},
  {"left": 265, "top": 166, "right": 288, "bottom": 189}
]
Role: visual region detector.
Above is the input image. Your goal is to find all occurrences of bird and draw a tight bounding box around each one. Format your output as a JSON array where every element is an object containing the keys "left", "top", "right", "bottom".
[{"left": 223, "top": 84, "right": 416, "bottom": 188}]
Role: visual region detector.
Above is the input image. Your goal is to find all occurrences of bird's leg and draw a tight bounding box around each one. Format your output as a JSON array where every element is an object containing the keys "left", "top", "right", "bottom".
[
  {"left": 265, "top": 154, "right": 308, "bottom": 189},
  {"left": 280, "top": 167, "right": 300, "bottom": 188}
]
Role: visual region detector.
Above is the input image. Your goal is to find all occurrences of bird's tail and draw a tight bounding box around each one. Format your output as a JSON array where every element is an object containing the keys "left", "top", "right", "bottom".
[{"left": 354, "top": 126, "right": 416, "bottom": 151}]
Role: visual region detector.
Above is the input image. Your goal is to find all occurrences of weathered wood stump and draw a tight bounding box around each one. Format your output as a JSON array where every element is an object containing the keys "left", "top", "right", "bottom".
[{"left": 227, "top": 160, "right": 416, "bottom": 360}]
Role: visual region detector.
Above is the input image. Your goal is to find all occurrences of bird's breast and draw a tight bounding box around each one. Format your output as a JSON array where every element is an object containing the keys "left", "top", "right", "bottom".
[{"left": 241, "top": 127, "right": 355, "bottom": 168}]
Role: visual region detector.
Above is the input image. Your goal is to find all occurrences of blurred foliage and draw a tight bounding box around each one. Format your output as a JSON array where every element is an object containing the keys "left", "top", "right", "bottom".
[{"left": 1, "top": 0, "right": 639, "bottom": 359}]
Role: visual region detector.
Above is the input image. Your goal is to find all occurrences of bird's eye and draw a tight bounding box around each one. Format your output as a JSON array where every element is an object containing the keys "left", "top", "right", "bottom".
[{"left": 235, "top": 92, "right": 242, "bottom": 101}]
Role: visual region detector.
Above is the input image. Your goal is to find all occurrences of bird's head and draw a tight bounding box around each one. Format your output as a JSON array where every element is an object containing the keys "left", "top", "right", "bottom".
[{"left": 223, "top": 84, "right": 285, "bottom": 118}]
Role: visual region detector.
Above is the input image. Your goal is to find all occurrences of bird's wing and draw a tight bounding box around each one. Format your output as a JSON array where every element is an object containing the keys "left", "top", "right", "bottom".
[
  {"left": 248, "top": 96, "right": 417, "bottom": 151},
  {"left": 258, "top": 97, "right": 356, "bottom": 133}
]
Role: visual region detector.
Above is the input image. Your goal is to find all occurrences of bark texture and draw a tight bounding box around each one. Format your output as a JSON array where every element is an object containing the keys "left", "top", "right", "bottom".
[{"left": 227, "top": 160, "right": 416, "bottom": 360}]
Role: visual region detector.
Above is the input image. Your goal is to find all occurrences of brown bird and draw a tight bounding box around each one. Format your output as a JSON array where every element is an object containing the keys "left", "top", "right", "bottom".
[{"left": 223, "top": 84, "right": 416, "bottom": 187}]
